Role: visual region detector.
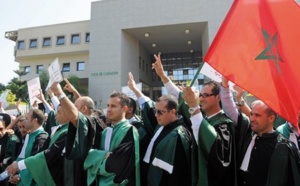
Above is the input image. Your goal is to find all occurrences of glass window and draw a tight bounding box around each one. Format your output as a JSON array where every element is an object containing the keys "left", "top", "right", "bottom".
[
  {"left": 71, "top": 34, "right": 80, "bottom": 44},
  {"left": 17, "top": 40, "right": 25, "bottom": 49},
  {"left": 43, "top": 37, "right": 51, "bottom": 47},
  {"left": 36, "top": 65, "right": 44, "bottom": 74},
  {"left": 56, "top": 36, "right": 65, "bottom": 45},
  {"left": 167, "top": 70, "right": 173, "bottom": 75},
  {"left": 24, "top": 66, "right": 31, "bottom": 73},
  {"left": 62, "top": 63, "right": 70, "bottom": 72},
  {"left": 86, "top": 33, "right": 90, "bottom": 42},
  {"left": 77, "top": 62, "right": 85, "bottom": 71},
  {"left": 29, "top": 39, "right": 37, "bottom": 48},
  {"left": 183, "top": 69, "right": 189, "bottom": 75}
]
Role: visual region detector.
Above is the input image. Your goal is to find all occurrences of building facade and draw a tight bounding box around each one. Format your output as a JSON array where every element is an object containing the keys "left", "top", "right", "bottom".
[{"left": 6, "top": 0, "right": 232, "bottom": 109}]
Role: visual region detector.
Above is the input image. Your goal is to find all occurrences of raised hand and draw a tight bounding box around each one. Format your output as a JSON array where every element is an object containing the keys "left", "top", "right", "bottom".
[
  {"left": 182, "top": 86, "right": 199, "bottom": 108},
  {"left": 36, "top": 89, "right": 46, "bottom": 103},
  {"left": 63, "top": 78, "right": 76, "bottom": 93},
  {"left": 152, "top": 53, "right": 165, "bottom": 77},
  {"left": 128, "top": 72, "right": 137, "bottom": 91}
]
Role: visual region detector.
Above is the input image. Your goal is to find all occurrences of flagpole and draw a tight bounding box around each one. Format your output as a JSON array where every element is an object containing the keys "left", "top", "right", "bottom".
[
  {"left": 189, "top": 62, "right": 204, "bottom": 87},
  {"left": 177, "top": 62, "right": 205, "bottom": 111}
]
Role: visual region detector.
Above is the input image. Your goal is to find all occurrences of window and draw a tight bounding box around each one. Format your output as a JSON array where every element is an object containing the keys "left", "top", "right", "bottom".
[
  {"left": 77, "top": 62, "right": 85, "bottom": 71},
  {"left": 36, "top": 65, "right": 44, "bottom": 74},
  {"left": 62, "top": 63, "right": 70, "bottom": 72},
  {"left": 56, "top": 36, "right": 65, "bottom": 45},
  {"left": 85, "top": 33, "right": 90, "bottom": 42},
  {"left": 183, "top": 69, "right": 189, "bottom": 75},
  {"left": 24, "top": 66, "right": 31, "bottom": 73},
  {"left": 43, "top": 37, "right": 51, "bottom": 47},
  {"left": 29, "top": 39, "right": 37, "bottom": 48},
  {"left": 168, "top": 70, "right": 173, "bottom": 75},
  {"left": 17, "top": 40, "right": 25, "bottom": 49},
  {"left": 71, "top": 34, "right": 80, "bottom": 44}
]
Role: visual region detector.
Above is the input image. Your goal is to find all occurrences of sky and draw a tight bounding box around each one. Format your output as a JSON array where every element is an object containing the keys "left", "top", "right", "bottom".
[{"left": 0, "top": 0, "right": 94, "bottom": 85}]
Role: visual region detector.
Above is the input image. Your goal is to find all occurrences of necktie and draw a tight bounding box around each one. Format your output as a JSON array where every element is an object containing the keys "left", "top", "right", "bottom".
[
  {"left": 105, "top": 127, "right": 113, "bottom": 151},
  {"left": 143, "top": 126, "right": 164, "bottom": 163},
  {"left": 240, "top": 134, "right": 257, "bottom": 171}
]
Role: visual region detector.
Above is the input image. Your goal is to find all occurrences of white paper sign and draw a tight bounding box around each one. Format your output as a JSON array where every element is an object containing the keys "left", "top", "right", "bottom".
[
  {"left": 0, "top": 90, "right": 10, "bottom": 109},
  {"left": 46, "top": 58, "right": 63, "bottom": 90},
  {"left": 121, "top": 83, "right": 142, "bottom": 100},
  {"left": 27, "top": 77, "right": 42, "bottom": 106}
]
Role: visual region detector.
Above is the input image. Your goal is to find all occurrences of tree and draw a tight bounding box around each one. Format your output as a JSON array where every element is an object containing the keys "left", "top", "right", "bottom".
[
  {"left": 0, "top": 83, "right": 6, "bottom": 93},
  {"left": 62, "top": 75, "right": 88, "bottom": 99},
  {"left": 6, "top": 91, "right": 17, "bottom": 103},
  {"left": 39, "top": 71, "right": 49, "bottom": 96},
  {"left": 6, "top": 77, "right": 28, "bottom": 101},
  {"left": 13, "top": 68, "right": 28, "bottom": 80}
]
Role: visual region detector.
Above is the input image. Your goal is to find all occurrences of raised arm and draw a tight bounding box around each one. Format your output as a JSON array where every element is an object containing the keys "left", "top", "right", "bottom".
[
  {"left": 182, "top": 86, "right": 203, "bottom": 144},
  {"left": 36, "top": 89, "right": 53, "bottom": 114},
  {"left": 152, "top": 54, "right": 181, "bottom": 99},
  {"left": 50, "top": 82, "right": 78, "bottom": 127},
  {"left": 128, "top": 72, "right": 143, "bottom": 99},
  {"left": 47, "top": 88, "right": 60, "bottom": 111},
  {"left": 63, "top": 78, "right": 81, "bottom": 101},
  {"left": 233, "top": 85, "right": 251, "bottom": 118},
  {"left": 220, "top": 77, "right": 239, "bottom": 125}
]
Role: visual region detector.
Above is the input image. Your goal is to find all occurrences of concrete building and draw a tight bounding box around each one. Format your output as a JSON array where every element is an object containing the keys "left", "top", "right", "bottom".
[{"left": 6, "top": 0, "right": 232, "bottom": 109}]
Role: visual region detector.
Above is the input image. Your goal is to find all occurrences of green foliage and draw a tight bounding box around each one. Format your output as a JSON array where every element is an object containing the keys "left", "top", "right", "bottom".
[
  {"left": 6, "top": 77, "right": 28, "bottom": 101},
  {"left": 39, "top": 71, "right": 49, "bottom": 96},
  {"left": 13, "top": 69, "right": 28, "bottom": 80},
  {"left": 0, "top": 83, "right": 6, "bottom": 93},
  {"left": 61, "top": 75, "right": 88, "bottom": 99},
  {"left": 6, "top": 91, "right": 17, "bottom": 103}
]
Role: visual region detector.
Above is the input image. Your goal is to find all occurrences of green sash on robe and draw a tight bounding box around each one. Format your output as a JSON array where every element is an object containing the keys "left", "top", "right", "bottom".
[
  {"left": 17, "top": 128, "right": 48, "bottom": 186},
  {"left": 277, "top": 122, "right": 291, "bottom": 139},
  {"left": 147, "top": 125, "right": 191, "bottom": 186},
  {"left": 84, "top": 120, "right": 140, "bottom": 186},
  {"left": 24, "top": 124, "right": 68, "bottom": 186}
]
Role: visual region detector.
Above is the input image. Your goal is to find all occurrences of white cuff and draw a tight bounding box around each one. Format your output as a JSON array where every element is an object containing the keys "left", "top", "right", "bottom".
[
  {"left": 164, "top": 81, "right": 180, "bottom": 99},
  {"left": 190, "top": 112, "right": 203, "bottom": 145},
  {"left": 137, "top": 96, "right": 151, "bottom": 107},
  {"left": 18, "top": 160, "right": 27, "bottom": 171}
]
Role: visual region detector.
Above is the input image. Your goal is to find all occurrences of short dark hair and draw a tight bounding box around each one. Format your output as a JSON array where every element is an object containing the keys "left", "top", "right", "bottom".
[
  {"left": 156, "top": 94, "right": 178, "bottom": 111},
  {"left": 93, "top": 109, "right": 105, "bottom": 117},
  {"left": 128, "top": 98, "right": 137, "bottom": 113},
  {"left": 31, "top": 109, "right": 45, "bottom": 125},
  {"left": 203, "top": 80, "right": 220, "bottom": 95},
  {"left": 110, "top": 92, "right": 130, "bottom": 107}
]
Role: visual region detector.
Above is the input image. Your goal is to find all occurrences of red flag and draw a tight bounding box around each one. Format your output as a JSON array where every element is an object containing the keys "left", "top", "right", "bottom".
[{"left": 204, "top": 0, "right": 300, "bottom": 129}]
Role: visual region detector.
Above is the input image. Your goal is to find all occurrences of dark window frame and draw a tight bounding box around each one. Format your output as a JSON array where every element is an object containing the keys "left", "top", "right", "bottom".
[
  {"left": 77, "top": 61, "right": 85, "bottom": 71},
  {"left": 71, "top": 34, "right": 80, "bottom": 44},
  {"left": 29, "top": 39, "right": 38, "bottom": 48},
  {"left": 43, "top": 37, "right": 51, "bottom": 47},
  {"left": 36, "top": 65, "right": 44, "bottom": 74},
  {"left": 62, "top": 63, "right": 70, "bottom": 72},
  {"left": 17, "top": 40, "right": 25, "bottom": 49},
  {"left": 56, "top": 36, "right": 65, "bottom": 45}
]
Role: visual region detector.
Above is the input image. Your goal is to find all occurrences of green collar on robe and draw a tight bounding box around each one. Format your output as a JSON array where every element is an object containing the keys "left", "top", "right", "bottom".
[
  {"left": 84, "top": 120, "right": 140, "bottom": 186},
  {"left": 18, "top": 127, "right": 48, "bottom": 186}
]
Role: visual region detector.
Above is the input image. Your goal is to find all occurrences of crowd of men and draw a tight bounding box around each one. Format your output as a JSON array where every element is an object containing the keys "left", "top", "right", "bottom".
[{"left": 0, "top": 54, "right": 299, "bottom": 186}]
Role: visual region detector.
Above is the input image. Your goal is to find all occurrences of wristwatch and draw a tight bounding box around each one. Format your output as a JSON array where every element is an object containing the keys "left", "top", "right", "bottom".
[
  {"left": 236, "top": 100, "right": 245, "bottom": 106},
  {"left": 188, "top": 105, "right": 200, "bottom": 115}
]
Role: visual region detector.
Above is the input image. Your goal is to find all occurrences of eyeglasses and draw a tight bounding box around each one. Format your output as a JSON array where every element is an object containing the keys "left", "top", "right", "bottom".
[
  {"left": 199, "top": 93, "right": 215, "bottom": 98},
  {"left": 153, "top": 109, "right": 169, "bottom": 115}
]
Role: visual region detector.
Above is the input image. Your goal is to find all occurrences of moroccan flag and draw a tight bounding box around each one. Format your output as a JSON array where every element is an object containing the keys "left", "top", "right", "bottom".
[{"left": 204, "top": 0, "right": 300, "bottom": 129}]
